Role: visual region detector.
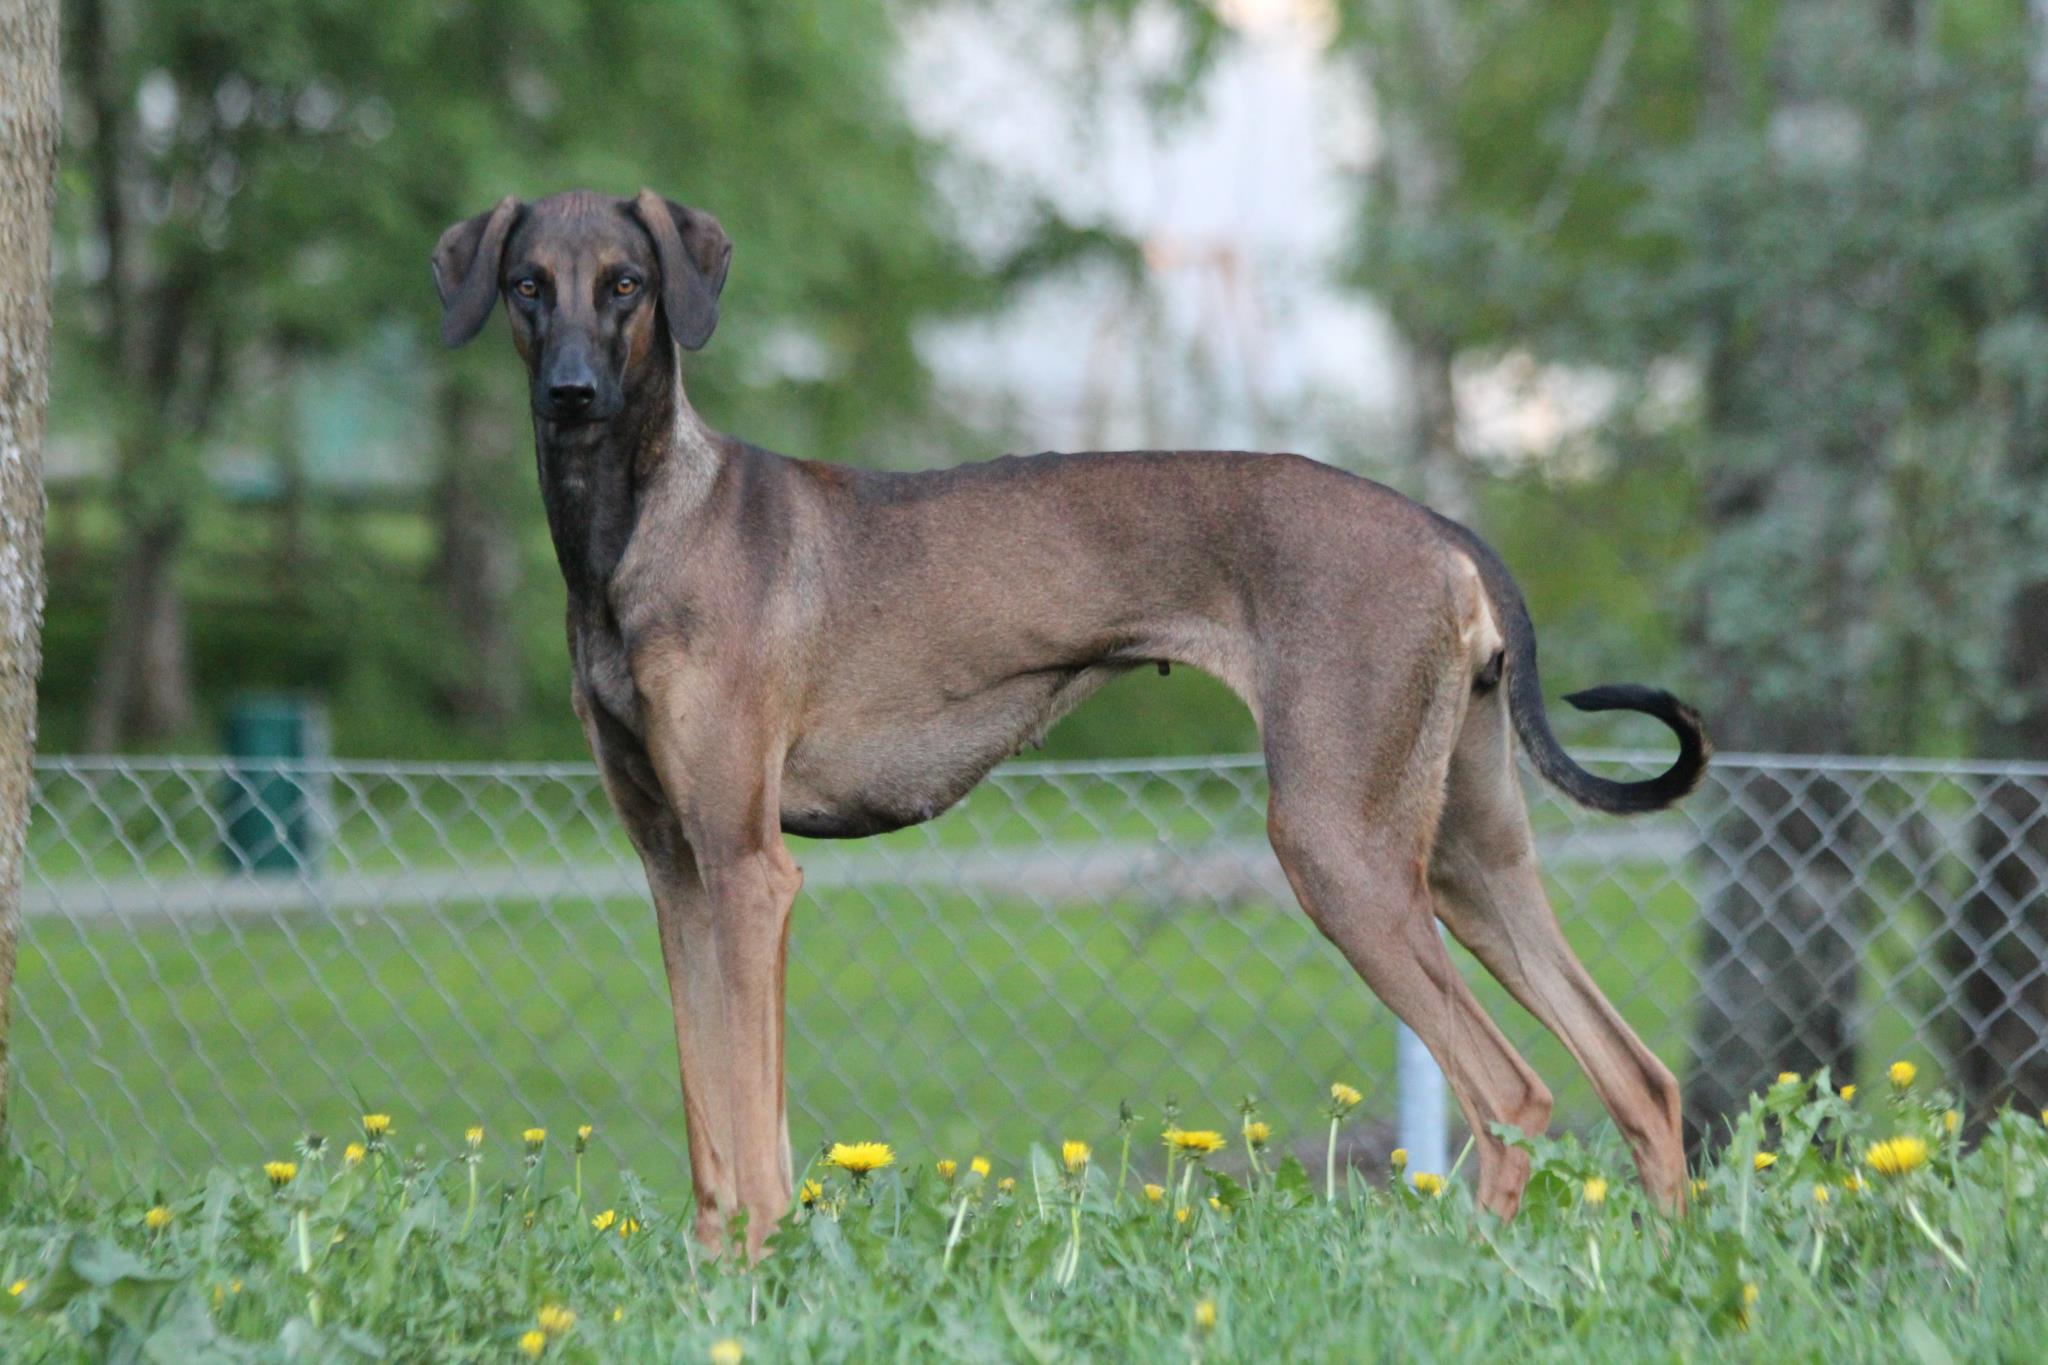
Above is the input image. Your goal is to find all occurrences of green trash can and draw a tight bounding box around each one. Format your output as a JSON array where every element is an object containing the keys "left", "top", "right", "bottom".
[{"left": 221, "top": 694, "right": 329, "bottom": 876}]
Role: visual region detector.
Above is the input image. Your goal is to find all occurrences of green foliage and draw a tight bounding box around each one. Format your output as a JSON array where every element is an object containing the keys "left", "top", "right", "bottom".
[
  {"left": 1339, "top": 0, "right": 2048, "bottom": 753},
  {"left": 45, "top": 0, "right": 1001, "bottom": 753},
  {"left": 1, "top": 1075, "right": 2042, "bottom": 1359}
]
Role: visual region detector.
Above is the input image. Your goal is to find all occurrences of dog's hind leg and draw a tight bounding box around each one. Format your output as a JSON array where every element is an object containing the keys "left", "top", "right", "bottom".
[
  {"left": 1261, "top": 638, "right": 1552, "bottom": 1219},
  {"left": 1429, "top": 684, "right": 1687, "bottom": 1211}
]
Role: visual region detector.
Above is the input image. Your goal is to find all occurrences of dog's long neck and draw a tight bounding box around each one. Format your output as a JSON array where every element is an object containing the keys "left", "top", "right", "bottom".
[{"left": 533, "top": 353, "right": 720, "bottom": 605}]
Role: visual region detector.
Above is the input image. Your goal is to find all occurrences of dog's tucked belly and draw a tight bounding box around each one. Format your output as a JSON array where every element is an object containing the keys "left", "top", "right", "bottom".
[{"left": 778, "top": 664, "right": 1129, "bottom": 838}]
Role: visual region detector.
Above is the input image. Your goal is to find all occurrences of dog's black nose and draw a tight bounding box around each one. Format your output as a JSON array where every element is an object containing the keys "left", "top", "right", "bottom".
[{"left": 549, "top": 383, "right": 596, "bottom": 415}]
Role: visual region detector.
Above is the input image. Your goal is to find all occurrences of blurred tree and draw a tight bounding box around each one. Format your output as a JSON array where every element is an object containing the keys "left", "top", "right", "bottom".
[
  {"left": 1944, "top": 0, "right": 2048, "bottom": 1128},
  {"left": 54, "top": 0, "right": 978, "bottom": 747},
  {"left": 0, "top": 0, "right": 60, "bottom": 1131},
  {"left": 1331, "top": 0, "right": 2044, "bottom": 1138}
]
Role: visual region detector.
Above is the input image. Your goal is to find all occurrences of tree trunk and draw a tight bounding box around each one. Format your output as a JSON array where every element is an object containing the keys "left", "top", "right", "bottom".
[
  {"left": 1679, "top": 0, "right": 1874, "bottom": 1150},
  {"left": 74, "top": 0, "right": 203, "bottom": 751},
  {"left": 1364, "top": 0, "right": 1473, "bottom": 522},
  {"left": 1941, "top": 0, "right": 2048, "bottom": 1127},
  {"left": 0, "top": 0, "right": 61, "bottom": 1136},
  {"left": 85, "top": 515, "right": 193, "bottom": 750},
  {"left": 431, "top": 374, "right": 524, "bottom": 728},
  {"left": 1403, "top": 325, "right": 1469, "bottom": 522}
]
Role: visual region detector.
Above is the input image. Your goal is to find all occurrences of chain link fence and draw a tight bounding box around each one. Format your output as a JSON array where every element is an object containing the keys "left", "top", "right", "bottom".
[{"left": 15, "top": 749, "right": 2048, "bottom": 1185}]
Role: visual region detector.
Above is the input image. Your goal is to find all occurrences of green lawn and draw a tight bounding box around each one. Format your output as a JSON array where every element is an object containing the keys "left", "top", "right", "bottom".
[
  {"left": 15, "top": 858, "right": 1782, "bottom": 1197},
  {"left": 0, "top": 1077, "right": 2031, "bottom": 1361},
  {"left": 17, "top": 756, "right": 1954, "bottom": 1201}
]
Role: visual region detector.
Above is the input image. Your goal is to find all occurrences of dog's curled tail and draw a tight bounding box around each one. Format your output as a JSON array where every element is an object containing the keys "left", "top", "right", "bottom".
[{"left": 1435, "top": 514, "right": 1711, "bottom": 816}]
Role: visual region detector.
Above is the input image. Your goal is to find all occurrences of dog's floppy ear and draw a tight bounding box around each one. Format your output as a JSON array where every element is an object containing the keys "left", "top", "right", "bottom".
[
  {"left": 632, "top": 189, "right": 732, "bottom": 351},
  {"left": 431, "top": 196, "right": 522, "bottom": 347}
]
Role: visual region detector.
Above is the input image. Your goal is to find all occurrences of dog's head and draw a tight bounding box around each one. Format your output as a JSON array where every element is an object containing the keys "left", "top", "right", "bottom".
[{"left": 431, "top": 189, "right": 732, "bottom": 426}]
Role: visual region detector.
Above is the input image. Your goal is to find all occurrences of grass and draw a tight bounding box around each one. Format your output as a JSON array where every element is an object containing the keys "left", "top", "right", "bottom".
[
  {"left": 0, "top": 1073, "right": 2037, "bottom": 1361},
  {"left": 13, "top": 845, "right": 1948, "bottom": 1198},
  {"left": 14, "top": 865, "right": 1717, "bottom": 1195}
]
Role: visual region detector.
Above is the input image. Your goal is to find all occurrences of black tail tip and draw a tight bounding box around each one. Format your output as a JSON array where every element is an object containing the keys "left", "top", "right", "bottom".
[{"left": 1564, "top": 683, "right": 1673, "bottom": 715}]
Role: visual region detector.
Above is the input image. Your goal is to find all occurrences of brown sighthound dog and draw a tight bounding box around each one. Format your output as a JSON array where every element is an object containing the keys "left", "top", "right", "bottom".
[{"left": 433, "top": 188, "right": 1710, "bottom": 1256}]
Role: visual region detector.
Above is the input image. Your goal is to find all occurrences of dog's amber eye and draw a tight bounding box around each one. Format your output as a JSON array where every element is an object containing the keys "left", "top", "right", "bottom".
[
  {"left": 514, "top": 278, "right": 539, "bottom": 299},
  {"left": 614, "top": 277, "right": 639, "bottom": 297}
]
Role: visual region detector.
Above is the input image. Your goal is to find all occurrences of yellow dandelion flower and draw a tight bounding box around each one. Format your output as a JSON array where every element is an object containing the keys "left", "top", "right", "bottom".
[
  {"left": 1888, "top": 1060, "right": 1916, "bottom": 1090},
  {"left": 1775, "top": 1071, "right": 1799, "bottom": 1088},
  {"left": 1244, "top": 1121, "right": 1271, "bottom": 1148},
  {"left": 263, "top": 1161, "right": 297, "bottom": 1190},
  {"left": 998, "top": 1177, "right": 1017, "bottom": 1195},
  {"left": 523, "top": 1127, "right": 547, "bottom": 1147},
  {"left": 798, "top": 1180, "right": 823, "bottom": 1208},
  {"left": 229, "top": 1280, "right": 241, "bottom": 1294},
  {"left": 144, "top": 1205, "right": 172, "bottom": 1232},
  {"left": 361, "top": 1113, "right": 392, "bottom": 1139},
  {"left": 1582, "top": 1177, "right": 1608, "bottom": 1207},
  {"left": 936, "top": 1158, "right": 957, "bottom": 1180},
  {"left": 591, "top": 1209, "right": 616, "bottom": 1232},
  {"left": 1865, "top": 1136, "right": 1929, "bottom": 1177},
  {"left": 576, "top": 1123, "right": 594, "bottom": 1145},
  {"left": 1061, "top": 1140, "right": 1091, "bottom": 1174},
  {"left": 518, "top": 1329, "right": 547, "bottom": 1358},
  {"left": 1208, "top": 1195, "right": 1224, "bottom": 1212},
  {"left": 1744, "top": 1283, "right": 1759, "bottom": 1305},
  {"left": 465, "top": 1125, "right": 484, "bottom": 1148},
  {"left": 1330, "top": 1081, "right": 1363, "bottom": 1111},
  {"left": 1841, "top": 1173, "right": 1867, "bottom": 1194},
  {"left": 1753, "top": 1152, "right": 1776, "bottom": 1171},
  {"left": 1412, "top": 1172, "right": 1445, "bottom": 1198},
  {"left": 617, "top": 1217, "right": 640, "bottom": 1239},
  {"left": 1812, "top": 1183, "right": 1831, "bottom": 1205},
  {"left": 828, "top": 1141, "right": 895, "bottom": 1175},
  {"left": 1164, "top": 1128, "right": 1226, "bottom": 1157},
  {"left": 1174, "top": 1206, "right": 1191, "bottom": 1224},
  {"left": 1943, "top": 1108, "right": 1960, "bottom": 1135},
  {"left": 709, "top": 1340, "right": 744, "bottom": 1365},
  {"left": 1689, "top": 1177, "right": 1707, "bottom": 1200},
  {"left": 343, "top": 1143, "right": 366, "bottom": 1167},
  {"left": 1194, "top": 1298, "right": 1218, "bottom": 1332},
  {"left": 611, "top": 1306, "right": 624, "bottom": 1323},
  {"left": 537, "top": 1304, "right": 575, "bottom": 1337},
  {"left": 8, "top": 1280, "right": 24, "bottom": 1297},
  {"left": 970, "top": 1156, "right": 990, "bottom": 1178},
  {"left": 1390, "top": 1147, "right": 1408, "bottom": 1173},
  {"left": 1144, "top": 1183, "right": 1166, "bottom": 1203},
  {"left": 1841, "top": 1084, "right": 1856, "bottom": 1102}
]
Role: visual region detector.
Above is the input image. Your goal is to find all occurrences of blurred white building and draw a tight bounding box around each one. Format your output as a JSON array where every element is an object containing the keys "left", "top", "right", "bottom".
[{"left": 902, "top": 0, "right": 1405, "bottom": 462}]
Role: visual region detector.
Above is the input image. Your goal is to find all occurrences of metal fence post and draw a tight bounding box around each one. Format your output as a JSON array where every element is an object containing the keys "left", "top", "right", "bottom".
[{"left": 1395, "top": 1020, "right": 1448, "bottom": 1181}]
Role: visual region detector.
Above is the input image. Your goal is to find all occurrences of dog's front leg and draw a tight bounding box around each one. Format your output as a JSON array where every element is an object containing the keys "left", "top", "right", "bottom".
[
  {"left": 576, "top": 695, "right": 750, "bottom": 1250},
  {"left": 637, "top": 679, "right": 799, "bottom": 1261}
]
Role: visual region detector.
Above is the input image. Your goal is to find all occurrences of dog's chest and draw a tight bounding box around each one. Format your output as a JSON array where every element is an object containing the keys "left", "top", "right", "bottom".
[{"left": 572, "top": 615, "right": 643, "bottom": 737}]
